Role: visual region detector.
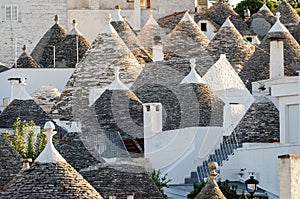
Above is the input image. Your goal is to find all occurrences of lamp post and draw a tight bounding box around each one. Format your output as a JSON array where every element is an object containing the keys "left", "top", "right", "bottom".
[{"left": 245, "top": 175, "right": 259, "bottom": 199}]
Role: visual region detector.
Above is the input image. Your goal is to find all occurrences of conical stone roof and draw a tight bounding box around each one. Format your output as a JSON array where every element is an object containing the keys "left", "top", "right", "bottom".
[
  {"left": 53, "top": 16, "right": 142, "bottom": 120},
  {"left": 239, "top": 16, "right": 300, "bottom": 92},
  {"left": 234, "top": 97, "right": 279, "bottom": 143},
  {"left": 0, "top": 134, "right": 22, "bottom": 192},
  {"left": 195, "top": 162, "right": 226, "bottom": 199},
  {"left": 31, "top": 15, "right": 67, "bottom": 68},
  {"left": 137, "top": 11, "right": 167, "bottom": 54},
  {"left": 80, "top": 163, "right": 163, "bottom": 198},
  {"left": 111, "top": 8, "right": 152, "bottom": 64},
  {"left": 56, "top": 20, "right": 90, "bottom": 68},
  {"left": 292, "top": 22, "right": 300, "bottom": 44},
  {"left": 56, "top": 131, "right": 103, "bottom": 171},
  {"left": 206, "top": 2, "right": 253, "bottom": 36},
  {"left": 13, "top": 45, "right": 40, "bottom": 68},
  {"left": 131, "top": 57, "right": 223, "bottom": 130},
  {"left": 157, "top": 11, "right": 186, "bottom": 34},
  {"left": 1, "top": 122, "right": 103, "bottom": 198},
  {"left": 164, "top": 12, "right": 210, "bottom": 60},
  {"left": 207, "top": 17, "right": 254, "bottom": 69},
  {"left": 246, "top": 4, "right": 275, "bottom": 39},
  {"left": 0, "top": 99, "right": 49, "bottom": 128},
  {"left": 274, "top": 1, "right": 300, "bottom": 27},
  {"left": 31, "top": 85, "right": 61, "bottom": 113},
  {"left": 93, "top": 88, "right": 143, "bottom": 140}
]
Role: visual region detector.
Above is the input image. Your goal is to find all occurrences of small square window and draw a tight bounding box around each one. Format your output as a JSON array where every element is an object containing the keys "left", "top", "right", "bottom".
[
  {"left": 200, "top": 23, "right": 207, "bottom": 32},
  {"left": 5, "top": 5, "right": 18, "bottom": 21}
]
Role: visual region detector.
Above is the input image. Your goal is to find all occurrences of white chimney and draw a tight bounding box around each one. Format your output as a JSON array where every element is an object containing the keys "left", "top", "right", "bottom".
[
  {"left": 278, "top": 154, "right": 300, "bottom": 199},
  {"left": 8, "top": 77, "right": 22, "bottom": 102},
  {"left": 143, "top": 103, "right": 162, "bottom": 138},
  {"left": 152, "top": 36, "right": 164, "bottom": 62},
  {"left": 269, "top": 38, "right": 284, "bottom": 79},
  {"left": 133, "top": 0, "right": 141, "bottom": 30},
  {"left": 268, "top": 12, "right": 288, "bottom": 79}
]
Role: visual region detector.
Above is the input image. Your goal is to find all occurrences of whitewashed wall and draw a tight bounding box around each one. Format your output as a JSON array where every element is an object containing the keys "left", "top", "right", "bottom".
[
  {"left": 150, "top": 0, "right": 195, "bottom": 18},
  {"left": 0, "top": 68, "right": 74, "bottom": 111},
  {"left": 0, "top": 0, "right": 68, "bottom": 66},
  {"left": 145, "top": 126, "right": 223, "bottom": 183},
  {"left": 220, "top": 143, "right": 300, "bottom": 198}
]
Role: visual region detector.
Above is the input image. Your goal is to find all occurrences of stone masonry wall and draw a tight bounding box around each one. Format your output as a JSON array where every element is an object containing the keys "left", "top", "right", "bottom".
[{"left": 0, "top": 0, "right": 68, "bottom": 66}]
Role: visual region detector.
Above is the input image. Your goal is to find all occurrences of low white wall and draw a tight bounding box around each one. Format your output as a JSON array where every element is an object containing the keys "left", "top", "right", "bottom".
[
  {"left": 219, "top": 143, "right": 300, "bottom": 197},
  {"left": 0, "top": 68, "right": 74, "bottom": 109},
  {"left": 145, "top": 126, "right": 223, "bottom": 183}
]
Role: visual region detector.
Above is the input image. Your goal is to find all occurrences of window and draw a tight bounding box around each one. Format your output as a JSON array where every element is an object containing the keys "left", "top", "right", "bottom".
[
  {"left": 246, "top": 37, "right": 253, "bottom": 42},
  {"left": 200, "top": 23, "right": 207, "bottom": 32},
  {"left": 5, "top": 5, "right": 18, "bottom": 21}
]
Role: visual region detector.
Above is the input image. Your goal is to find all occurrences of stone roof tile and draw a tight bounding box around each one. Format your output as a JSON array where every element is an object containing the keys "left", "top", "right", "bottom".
[
  {"left": 13, "top": 46, "right": 40, "bottom": 68},
  {"left": 207, "top": 17, "right": 254, "bottom": 69},
  {"left": 80, "top": 163, "right": 163, "bottom": 199},
  {"left": 274, "top": 1, "right": 300, "bottom": 25},
  {"left": 239, "top": 30, "right": 300, "bottom": 92},
  {"left": 163, "top": 12, "right": 210, "bottom": 60},
  {"left": 1, "top": 162, "right": 103, "bottom": 198},
  {"left": 31, "top": 15, "right": 67, "bottom": 68},
  {"left": 0, "top": 99, "right": 49, "bottom": 128},
  {"left": 0, "top": 134, "right": 22, "bottom": 192},
  {"left": 206, "top": 2, "right": 253, "bottom": 36},
  {"left": 56, "top": 131, "right": 103, "bottom": 171},
  {"left": 234, "top": 97, "right": 279, "bottom": 143}
]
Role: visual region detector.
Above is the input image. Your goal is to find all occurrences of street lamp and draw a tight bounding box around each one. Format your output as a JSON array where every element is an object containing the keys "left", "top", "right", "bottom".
[{"left": 245, "top": 175, "right": 259, "bottom": 199}]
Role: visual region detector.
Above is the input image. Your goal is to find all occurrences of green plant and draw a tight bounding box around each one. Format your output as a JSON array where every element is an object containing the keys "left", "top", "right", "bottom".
[
  {"left": 187, "top": 179, "right": 239, "bottom": 199},
  {"left": 9, "top": 117, "right": 47, "bottom": 160},
  {"left": 150, "top": 170, "right": 171, "bottom": 199}
]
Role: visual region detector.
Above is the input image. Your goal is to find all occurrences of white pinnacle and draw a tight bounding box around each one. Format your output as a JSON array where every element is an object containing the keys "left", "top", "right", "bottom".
[
  {"left": 100, "top": 14, "right": 117, "bottom": 34},
  {"left": 69, "top": 19, "right": 83, "bottom": 36},
  {"left": 259, "top": 4, "right": 271, "bottom": 12},
  {"left": 144, "top": 10, "right": 159, "bottom": 26},
  {"left": 180, "top": 11, "right": 194, "bottom": 22},
  {"left": 111, "top": 8, "right": 124, "bottom": 22},
  {"left": 35, "top": 121, "right": 66, "bottom": 163},
  {"left": 222, "top": 17, "right": 235, "bottom": 28},
  {"left": 108, "top": 67, "right": 128, "bottom": 90},
  {"left": 268, "top": 12, "right": 289, "bottom": 33},
  {"left": 181, "top": 59, "right": 206, "bottom": 84}
]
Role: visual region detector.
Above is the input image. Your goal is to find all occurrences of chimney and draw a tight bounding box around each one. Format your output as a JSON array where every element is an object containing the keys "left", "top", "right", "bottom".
[
  {"left": 278, "top": 154, "right": 300, "bottom": 199},
  {"left": 8, "top": 77, "right": 22, "bottom": 102},
  {"left": 143, "top": 103, "right": 162, "bottom": 138},
  {"left": 133, "top": 0, "right": 141, "bottom": 30},
  {"left": 268, "top": 12, "right": 287, "bottom": 79},
  {"left": 20, "top": 158, "right": 32, "bottom": 170},
  {"left": 152, "top": 36, "right": 164, "bottom": 62},
  {"left": 269, "top": 37, "right": 284, "bottom": 79}
]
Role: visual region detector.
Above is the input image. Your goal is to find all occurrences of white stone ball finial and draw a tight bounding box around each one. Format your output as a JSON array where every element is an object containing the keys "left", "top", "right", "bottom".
[
  {"left": 190, "top": 58, "right": 196, "bottom": 69},
  {"left": 207, "top": 162, "right": 219, "bottom": 180},
  {"left": 44, "top": 121, "right": 55, "bottom": 131}
]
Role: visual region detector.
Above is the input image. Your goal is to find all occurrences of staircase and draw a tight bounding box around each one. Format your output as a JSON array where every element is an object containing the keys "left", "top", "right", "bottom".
[{"left": 184, "top": 130, "right": 242, "bottom": 184}]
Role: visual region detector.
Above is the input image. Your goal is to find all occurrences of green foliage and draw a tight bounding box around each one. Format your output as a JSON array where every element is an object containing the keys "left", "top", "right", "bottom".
[
  {"left": 234, "top": 0, "right": 263, "bottom": 19},
  {"left": 266, "top": 0, "right": 280, "bottom": 12},
  {"left": 296, "top": 8, "right": 300, "bottom": 15},
  {"left": 150, "top": 170, "right": 171, "bottom": 199},
  {"left": 10, "top": 117, "right": 46, "bottom": 160},
  {"left": 187, "top": 179, "right": 239, "bottom": 199}
]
